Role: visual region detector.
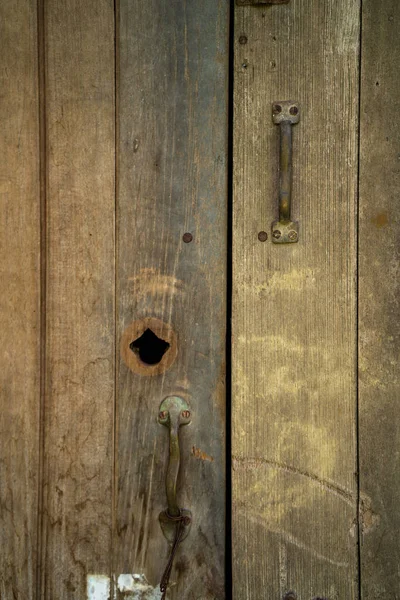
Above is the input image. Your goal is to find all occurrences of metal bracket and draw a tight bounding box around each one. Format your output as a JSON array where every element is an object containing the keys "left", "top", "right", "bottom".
[
  {"left": 236, "top": 0, "right": 289, "bottom": 5},
  {"left": 271, "top": 100, "right": 300, "bottom": 244}
]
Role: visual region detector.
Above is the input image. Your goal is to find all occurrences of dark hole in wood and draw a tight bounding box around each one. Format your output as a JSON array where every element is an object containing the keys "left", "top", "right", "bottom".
[{"left": 129, "top": 328, "right": 170, "bottom": 365}]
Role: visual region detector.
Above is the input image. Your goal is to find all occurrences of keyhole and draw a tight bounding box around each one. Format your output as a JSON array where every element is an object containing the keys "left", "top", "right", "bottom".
[{"left": 129, "top": 328, "right": 170, "bottom": 365}]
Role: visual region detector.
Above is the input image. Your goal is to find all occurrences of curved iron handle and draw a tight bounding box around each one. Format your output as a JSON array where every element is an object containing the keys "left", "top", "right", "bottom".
[
  {"left": 271, "top": 100, "right": 300, "bottom": 244},
  {"left": 158, "top": 396, "right": 192, "bottom": 541}
]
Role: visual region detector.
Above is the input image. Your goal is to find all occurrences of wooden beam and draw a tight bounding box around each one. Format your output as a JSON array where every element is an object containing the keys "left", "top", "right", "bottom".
[
  {"left": 232, "top": 1, "right": 360, "bottom": 597},
  {"left": 359, "top": 1, "right": 400, "bottom": 595},
  {"left": 0, "top": 2, "right": 40, "bottom": 596},
  {"left": 114, "top": 1, "right": 229, "bottom": 597},
  {"left": 41, "top": 1, "right": 115, "bottom": 596}
]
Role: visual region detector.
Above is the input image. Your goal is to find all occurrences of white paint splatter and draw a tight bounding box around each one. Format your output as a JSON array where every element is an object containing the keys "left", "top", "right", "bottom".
[
  {"left": 87, "top": 574, "right": 110, "bottom": 600},
  {"left": 87, "top": 573, "right": 161, "bottom": 599},
  {"left": 117, "top": 574, "right": 162, "bottom": 599}
]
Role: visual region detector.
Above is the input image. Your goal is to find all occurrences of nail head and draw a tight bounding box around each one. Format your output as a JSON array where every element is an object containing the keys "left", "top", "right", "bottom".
[{"left": 258, "top": 231, "right": 268, "bottom": 242}]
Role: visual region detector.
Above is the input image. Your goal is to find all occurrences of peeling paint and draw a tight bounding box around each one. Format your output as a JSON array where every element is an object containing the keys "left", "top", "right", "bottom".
[
  {"left": 87, "top": 575, "right": 110, "bottom": 600},
  {"left": 117, "top": 574, "right": 162, "bottom": 599},
  {"left": 87, "top": 575, "right": 162, "bottom": 600}
]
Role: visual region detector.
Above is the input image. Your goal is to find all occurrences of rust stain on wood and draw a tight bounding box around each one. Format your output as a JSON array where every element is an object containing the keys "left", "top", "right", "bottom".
[
  {"left": 370, "top": 212, "right": 389, "bottom": 228},
  {"left": 191, "top": 446, "right": 214, "bottom": 462}
]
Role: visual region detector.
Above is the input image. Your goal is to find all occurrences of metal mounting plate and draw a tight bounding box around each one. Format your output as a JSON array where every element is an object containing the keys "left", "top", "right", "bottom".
[
  {"left": 236, "top": 0, "right": 289, "bottom": 5},
  {"left": 272, "top": 100, "right": 300, "bottom": 125},
  {"left": 271, "top": 220, "right": 299, "bottom": 244}
]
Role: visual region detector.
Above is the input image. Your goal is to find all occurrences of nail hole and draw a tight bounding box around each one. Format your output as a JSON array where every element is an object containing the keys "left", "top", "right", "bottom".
[
  {"left": 183, "top": 232, "right": 193, "bottom": 243},
  {"left": 239, "top": 35, "right": 248, "bottom": 45},
  {"left": 130, "top": 328, "right": 170, "bottom": 365},
  {"left": 258, "top": 231, "right": 268, "bottom": 242},
  {"left": 283, "top": 593, "right": 297, "bottom": 600},
  {"left": 376, "top": 81, "right": 380, "bottom": 86},
  {"left": 289, "top": 106, "right": 299, "bottom": 115},
  {"left": 242, "top": 61, "right": 248, "bottom": 69}
]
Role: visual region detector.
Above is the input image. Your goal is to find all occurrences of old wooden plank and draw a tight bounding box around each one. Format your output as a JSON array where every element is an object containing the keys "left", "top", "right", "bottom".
[
  {"left": 115, "top": 1, "right": 229, "bottom": 598},
  {"left": 232, "top": 1, "right": 360, "bottom": 598},
  {"left": 358, "top": 2, "right": 400, "bottom": 597},
  {"left": 40, "top": 1, "right": 115, "bottom": 597},
  {"left": 0, "top": 2, "right": 40, "bottom": 597}
]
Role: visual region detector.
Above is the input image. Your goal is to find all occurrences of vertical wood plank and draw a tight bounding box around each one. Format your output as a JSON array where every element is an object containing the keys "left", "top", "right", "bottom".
[
  {"left": 115, "top": 1, "right": 229, "bottom": 598},
  {"left": 0, "top": 2, "right": 40, "bottom": 597},
  {"left": 359, "top": 2, "right": 400, "bottom": 597},
  {"left": 232, "top": 1, "right": 360, "bottom": 597},
  {"left": 41, "top": 1, "right": 115, "bottom": 597}
]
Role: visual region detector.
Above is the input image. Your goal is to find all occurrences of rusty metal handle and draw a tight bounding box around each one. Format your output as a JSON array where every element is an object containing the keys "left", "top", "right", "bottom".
[
  {"left": 271, "top": 100, "right": 300, "bottom": 244},
  {"left": 158, "top": 396, "right": 192, "bottom": 541},
  {"left": 158, "top": 396, "right": 192, "bottom": 598}
]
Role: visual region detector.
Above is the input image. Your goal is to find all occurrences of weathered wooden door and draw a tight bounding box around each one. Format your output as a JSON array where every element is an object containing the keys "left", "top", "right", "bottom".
[{"left": 0, "top": 1, "right": 399, "bottom": 599}]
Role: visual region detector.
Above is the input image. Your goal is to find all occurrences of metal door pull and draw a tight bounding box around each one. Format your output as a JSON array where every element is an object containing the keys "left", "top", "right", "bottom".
[
  {"left": 158, "top": 396, "right": 192, "bottom": 598},
  {"left": 271, "top": 100, "right": 300, "bottom": 244}
]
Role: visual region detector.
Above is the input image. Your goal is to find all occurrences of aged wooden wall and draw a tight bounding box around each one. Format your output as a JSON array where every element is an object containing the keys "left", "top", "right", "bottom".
[
  {"left": 232, "top": 0, "right": 360, "bottom": 597},
  {"left": 1, "top": 0, "right": 400, "bottom": 598},
  {"left": 1, "top": 0, "right": 228, "bottom": 599}
]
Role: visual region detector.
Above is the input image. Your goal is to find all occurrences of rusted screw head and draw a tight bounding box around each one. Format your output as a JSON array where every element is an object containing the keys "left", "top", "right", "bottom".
[
  {"left": 273, "top": 104, "right": 282, "bottom": 114},
  {"left": 289, "top": 105, "right": 299, "bottom": 115},
  {"left": 183, "top": 232, "right": 193, "bottom": 243},
  {"left": 238, "top": 35, "right": 247, "bottom": 45},
  {"left": 272, "top": 229, "right": 281, "bottom": 239},
  {"left": 159, "top": 410, "right": 168, "bottom": 420},
  {"left": 288, "top": 230, "right": 298, "bottom": 241},
  {"left": 181, "top": 410, "right": 191, "bottom": 419},
  {"left": 258, "top": 231, "right": 268, "bottom": 242}
]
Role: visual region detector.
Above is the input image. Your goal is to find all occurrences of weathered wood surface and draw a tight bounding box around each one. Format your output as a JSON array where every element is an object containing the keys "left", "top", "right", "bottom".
[
  {"left": 0, "top": 2, "right": 40, "bottom": 597},
  {"left": 358, "top": 2, "right": 400, "bottom": 597},
  {"left": 114, "top": 1, "right": 229, "bottom": 598},
  {"left": 232, "top": 1, "right": 360, "bottom": 598},
  {"left": 40, "top": 1, "right": 115, "bottom": 597}
]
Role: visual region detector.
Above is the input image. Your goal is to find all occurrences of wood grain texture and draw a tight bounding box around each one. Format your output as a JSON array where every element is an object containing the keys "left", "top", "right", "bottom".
[
  {"left": 0, "top": 2, "right": 40, "bottom": 597},
  {"left": 358, "top": 2, "right": 400, "bottom": 597},
  {"left": 115, "top": 1, "right": 229, "bottom": 598},
  {"left": 41, "top": 1, "right": 115, "bottom": 597},
  {"left": 232, "top": 1, "right": 360, "bottom": 597}
]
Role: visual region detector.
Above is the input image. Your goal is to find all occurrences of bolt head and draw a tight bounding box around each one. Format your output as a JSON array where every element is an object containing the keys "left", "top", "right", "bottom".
[
  {"left": 181, "top": 410, "right": 191, "bottom": 419},
  {"left": 272, "top": 230, "right": 281, "bottom": 239}
]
